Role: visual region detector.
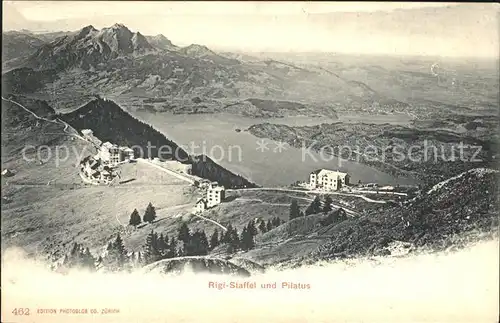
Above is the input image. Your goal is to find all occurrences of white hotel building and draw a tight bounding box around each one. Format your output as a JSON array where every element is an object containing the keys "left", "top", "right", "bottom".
[{"left": 308, "top": 169, "right": 350, "bottom": 191}]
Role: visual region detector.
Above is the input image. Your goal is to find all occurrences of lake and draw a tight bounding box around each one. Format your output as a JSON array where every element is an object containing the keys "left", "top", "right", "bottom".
[{"left": 131, "top": 111, "right": 417, "bottom": 187}]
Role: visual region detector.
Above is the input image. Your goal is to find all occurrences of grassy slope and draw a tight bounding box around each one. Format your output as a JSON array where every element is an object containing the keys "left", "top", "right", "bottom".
[
  {"left": 234, "top": 168, "right": 499, "bottom": 266},
  {"left": 1, "top": 98, "right": 197, "bottom": 261}
]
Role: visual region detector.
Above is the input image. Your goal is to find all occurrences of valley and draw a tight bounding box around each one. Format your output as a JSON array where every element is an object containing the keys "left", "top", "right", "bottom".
[{"left": 1, "top": 20, "right": 498, "bottom": 280}]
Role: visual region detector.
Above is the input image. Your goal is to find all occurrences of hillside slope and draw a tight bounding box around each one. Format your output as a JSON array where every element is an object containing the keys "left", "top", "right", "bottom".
[
  {"left": 2, "top": 31, "right": 46, "bottom": 68},
  {"left": 315, "top": 168, "right": 499, "bottom": 259},
  {"left": 1, "top": 96, "right": 199, "bottom": 260},
  {"left": 60, "top": 98, "right": 257, "bottom": 188},
  {"left": 235, "top": 168, "right": 498, "bottom": 265}
]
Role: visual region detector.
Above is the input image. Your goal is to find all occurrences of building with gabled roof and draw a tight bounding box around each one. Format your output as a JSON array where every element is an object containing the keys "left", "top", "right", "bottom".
[
  {"left": 194, "top": 198, "right": 209, "bottom": 213},
  {"left": 309, "top": 169, "right": 350, "bottom": 191}
]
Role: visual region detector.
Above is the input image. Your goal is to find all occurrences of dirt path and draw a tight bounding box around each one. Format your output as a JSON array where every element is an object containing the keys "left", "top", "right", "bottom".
[
  {"left": 228, "top": 187, "right": 389, "bottom": 205},
  {"left": 2, "top": 96, "right": 87, "bottom": 142},
  {"left": 194, "top": 213, "right": 228, "bottom": 231}
]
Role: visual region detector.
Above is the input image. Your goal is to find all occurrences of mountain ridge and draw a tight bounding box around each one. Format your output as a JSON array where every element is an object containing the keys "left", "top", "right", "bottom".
[
  {"left": 2, "top": 22, "right": 413, "bottom": 108},
  {"left": 25, "top": 23, "right": 157, "bottom": 71}
]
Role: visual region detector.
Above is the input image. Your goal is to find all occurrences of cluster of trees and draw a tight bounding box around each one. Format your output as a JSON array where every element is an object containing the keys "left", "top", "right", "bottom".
[
  {"left": 222, "top": 222, "right": 256, "bottom": 252},
  {"left": 255, "top": 217, "right": 285, "bottom": 234},
  {"left": 59, "top": 195, "right": 347, "bottom": 273},
  {"left": 102, "top": 232, "right": 129, "bottom": 270},
  {"left": 289, "top": 196, "right": 335, "bottom": 220},
  {"left": 142, "top": 230, "right": 179, "bottom": 265},
  {"left": 59, "top": 213, "right": 294, "bottom": 273},
  {"left": 129, "top": 202, "right": 156, "bottom": 227},
  {"left": 61, "top": 242, "right": 97, "bottom": 271},
  {"left": 141, "top": 223, "right": 222, "bottom": 266},
  {"left": 218, "top": 217, "right": 286, "bottom": 252},
  {"left": 60, "top": 233, "right": 130, "bottom": 272},
  {"left": 139, "top": 216, "right": 288, "bottom": 263}
]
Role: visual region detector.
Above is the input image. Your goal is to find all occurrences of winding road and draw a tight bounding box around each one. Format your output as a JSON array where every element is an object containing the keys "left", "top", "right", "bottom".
[
  {"left": 227, "top": 187, "right": 393, "bottom": 205},
  {"left": 2, "top": 96, "right": 87, "bottom": 142},
  {"left": 234, "top": 197, "right": 359, "bottom": 216},
  {"left": 194, "top": 213, "right": 228, "bottom": 231}
]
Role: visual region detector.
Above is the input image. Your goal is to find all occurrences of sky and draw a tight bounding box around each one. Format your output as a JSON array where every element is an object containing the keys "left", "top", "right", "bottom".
[{"left": 3, "top": 2, "right": 499, "bottom": 58}]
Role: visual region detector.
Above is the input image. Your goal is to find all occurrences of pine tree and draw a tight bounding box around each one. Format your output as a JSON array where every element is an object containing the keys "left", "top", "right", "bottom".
[
  {"left": 111, "top": 233, "right": 127, "bottom": 268},
  {"left": 144, "top": 230, "right": 161, "bottom": 265},
  {"left": 83, "top": 247, "right": 96, "bottom": 270},
  {"left": 258, "top": 220, "right": 267, "bottom": 234},
  {"left": 221, "top": 224, "right": 233, "bottom": 244},
  {"left": 136, "top": 251, "right": 142, "bottom": 265},
  {"left": 323, "top": 196, "right": 333, "bottom": 213},
  {"left": 228, "top": 227, "right": 240, "bottom": 251},
  {"left": 185, "top": 230, "right": 209, "bottom": 256},
  {"left": 143, "top": 202, "right": 157, "bottom": 223},
  {"left": 248, "top": 231, "right": 255, "bottom": 250},
  {"left": 164, "top": 234, "right": 170, "bottom": 249},
  {"left": 62, "top": 254, "right": 69, "bottom": 267},
  {"left": 167, "top": 237, "right": 177, "bottom": 258},
  {"left": 210, "top": 229, "right": 219, "bottom": 250},
  {"left": 266, "top": 219, "right": 273, "bottom": 231},
  {"left": 240, "top": 227, "right": 249, "bottom": 250},
  {"left": 247, "top": 220, "right": 258, "bottom": 237},
  {"left": 129, "top": 208, "right": 141, "bottom": 227},
  {"left": 312, "top": 196, "right": 322, "bottom": 213},
  {"left": 289, "top": 199, "right": 300, "bottom": 220},
  {"left": 272, "top": 217, "right": 281, "bottom": 227},
  {"left": 185, "top": 231, "right": 198, "bottom": 256},
  {"left": 113, "top": 233, "right": 126, "bottom": 257},
  {"left": 63, "top": 243, "right": 97, "bottom": 271},
  {"left": 240, "top": 227, "right": 255, "bottom": 251},
  {"left": 306, "top": 196, "right": 322, "bottom": 215},
  {"left": 157, "top": 233, "right": 168, "bottom": 257},
  {"left": 70, "top": 242, "right": 79, "bottom": 257},
  {"left": 338, "top": 208, "right": 347, "bottom": 221},
  {"left": 178, "top": 222, "right": 191, "bottom": 244},
  {"left": 199, "top": 230, "right": 209, "bottom": 255}
]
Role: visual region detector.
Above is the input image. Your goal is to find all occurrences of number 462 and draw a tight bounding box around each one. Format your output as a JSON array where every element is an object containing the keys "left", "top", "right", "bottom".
[{"left": 12, "top": 308, "right": 30, "bottom": 315}]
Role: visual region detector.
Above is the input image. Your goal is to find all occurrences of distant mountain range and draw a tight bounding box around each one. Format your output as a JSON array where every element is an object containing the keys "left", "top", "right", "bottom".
[
  {"left": 3, "top": 22, "right": 498, "bottom": 119},
  {"left": 2, "top": 23, "right": 415, "bottom": 115}
]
